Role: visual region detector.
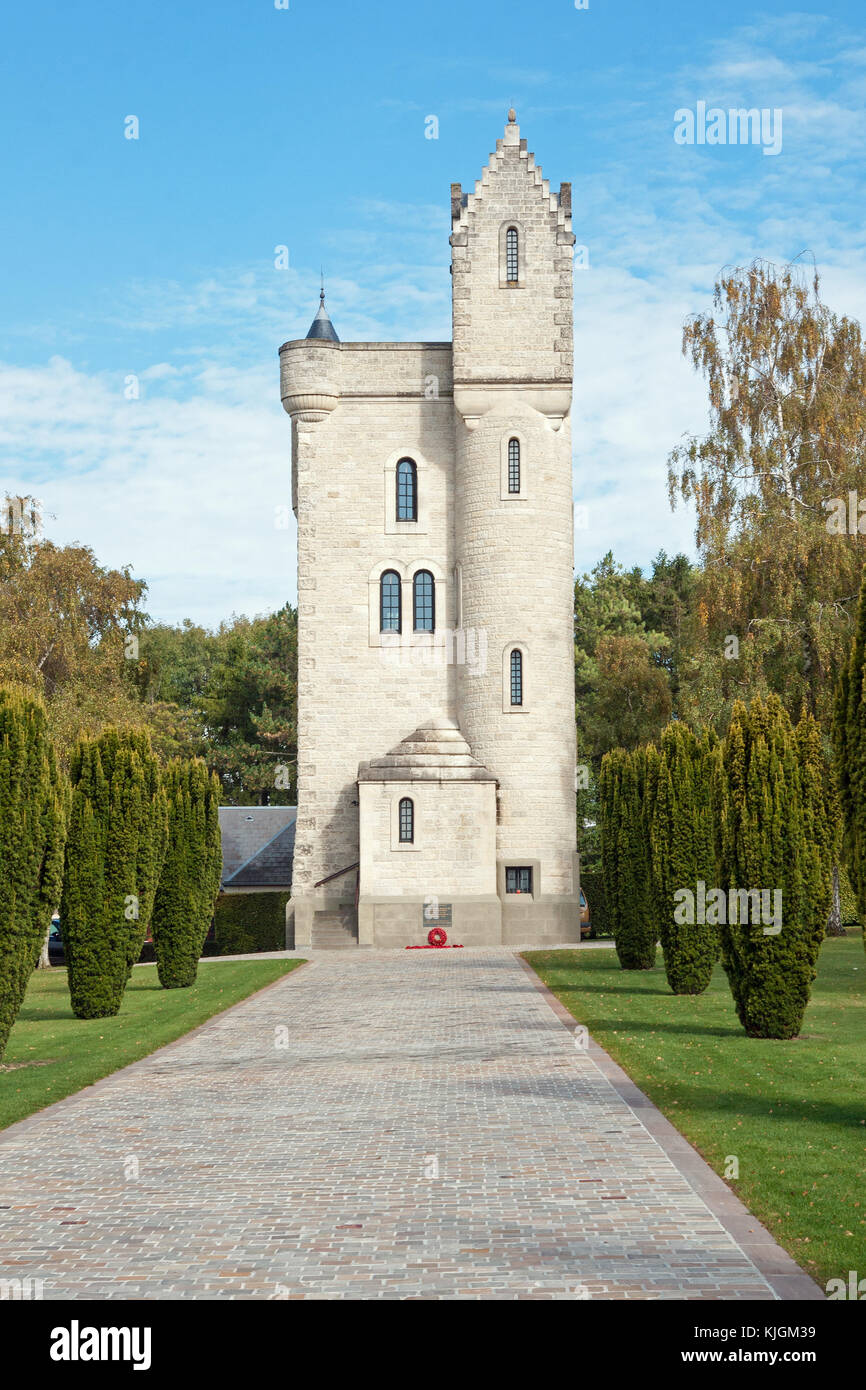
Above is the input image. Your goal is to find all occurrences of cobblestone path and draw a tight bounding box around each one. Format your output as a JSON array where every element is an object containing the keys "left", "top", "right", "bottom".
[{"left": 0, "top": 951, "right": 820, "bottom": 1299}]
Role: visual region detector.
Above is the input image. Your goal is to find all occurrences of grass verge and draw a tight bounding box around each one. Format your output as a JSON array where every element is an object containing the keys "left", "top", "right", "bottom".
[{"left": 523, "top": 934, "right": 866, "bottom": 1291}]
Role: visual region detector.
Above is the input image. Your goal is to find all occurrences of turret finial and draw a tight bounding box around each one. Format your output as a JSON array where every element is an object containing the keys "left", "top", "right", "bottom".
[
  {"left": 306, "top": 277, "right": 339, "bottom": 343},
  {"left": 508, "top": 107, "right": 517, "bottom": 123}
]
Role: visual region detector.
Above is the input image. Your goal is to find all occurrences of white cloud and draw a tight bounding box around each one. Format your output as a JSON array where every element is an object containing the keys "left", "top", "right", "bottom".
[{"left": 0, "top": 356, "right": 295, "bottom": 628}]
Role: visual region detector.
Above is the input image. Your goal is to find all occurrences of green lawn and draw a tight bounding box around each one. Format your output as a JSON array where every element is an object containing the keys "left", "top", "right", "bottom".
[
  {"left": 0, "top": 958, "right": 305, "bottom": 1130},
  {"left": 524, "top": 933, "right": 866, "bottom": 1292}
]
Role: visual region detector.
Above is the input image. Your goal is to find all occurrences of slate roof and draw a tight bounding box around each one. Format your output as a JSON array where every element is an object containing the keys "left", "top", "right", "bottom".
[
  {"left": 219, "top": 806, "right": 296, "bottom": 889},
  {"left": 306, "top": 289, "right": 339, "bottom": 342}
]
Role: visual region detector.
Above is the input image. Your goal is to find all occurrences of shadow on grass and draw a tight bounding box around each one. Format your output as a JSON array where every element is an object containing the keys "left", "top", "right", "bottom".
[
  {"left": 568, "top": 1012, "right": 744, "bottom": 1040},
  {"left": 545, "top": 979, "right": 676, "bottom": 999}
]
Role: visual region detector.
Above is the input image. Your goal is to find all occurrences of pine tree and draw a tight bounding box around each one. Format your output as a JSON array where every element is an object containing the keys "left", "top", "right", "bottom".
[
  {"left": 718, "top": 695, "right": 830, "bottom": 1038},
  {"left": 648, "top": 722, "right": 719, "bottom": 994},
  {"left": 0, "top": 687, "right": 68, "bottom": 1061},
  {"left": 600, "top": 746, "right": 656, "bottom": 969},
  {"left": 152, "top": 759, "right": 222, "bottom": 988},
  {"left": 833, "top": 563, "right": 866, "bottom": 954},
  {"left": 61, "top": 727, "right": 168, "bottom": 1018}
]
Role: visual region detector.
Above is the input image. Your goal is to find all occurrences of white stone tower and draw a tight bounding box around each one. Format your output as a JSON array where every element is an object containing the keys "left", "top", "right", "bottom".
[
  {"left": 451, "top": 108, "right": 578, "bottom": 941},
  {"left": 279, "top": 112, "right": 580, "bottom": 949}
]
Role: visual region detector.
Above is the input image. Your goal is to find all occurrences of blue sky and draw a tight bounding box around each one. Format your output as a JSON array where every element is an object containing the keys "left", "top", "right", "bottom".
[{"left": 1, "top": 0, "right": 865, "bottom": 624}]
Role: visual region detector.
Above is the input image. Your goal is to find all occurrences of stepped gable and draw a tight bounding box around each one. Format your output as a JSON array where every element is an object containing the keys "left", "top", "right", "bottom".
[
  {"left": 358, "top": 718, "right": 498, "bottom": 784},
  {"left": 449, "top": 109, "right": 574, "bottom": 240}
]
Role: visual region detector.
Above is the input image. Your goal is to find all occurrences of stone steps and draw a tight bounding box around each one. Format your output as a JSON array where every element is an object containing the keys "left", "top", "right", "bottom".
[{"left": 312, "top": 909, "right": 358, "bottom": 949}]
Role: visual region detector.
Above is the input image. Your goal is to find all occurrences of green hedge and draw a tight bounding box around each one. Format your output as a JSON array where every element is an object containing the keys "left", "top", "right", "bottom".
[
  {"left": 207, "top": 892, "right": 289, "bottom": 956},
  {"left": 580, "top": 869, "right": 610, "bottom": 938},
  {"left": 840, "top": 864, "right": 861, "bottom": 925}
]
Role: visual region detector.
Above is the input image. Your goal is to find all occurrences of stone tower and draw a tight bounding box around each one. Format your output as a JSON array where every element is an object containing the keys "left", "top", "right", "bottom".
[{"left": 279, "top": 112, "right": 580, "bottom": 949}]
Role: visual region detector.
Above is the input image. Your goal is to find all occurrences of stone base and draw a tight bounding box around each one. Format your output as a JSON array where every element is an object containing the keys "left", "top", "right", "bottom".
[
  {"left": 291, "top": 889, "right": 582, "bottom": 950},
  {"left": 358, "top": 895, "right": 502, "bottom": 948},
  {"left": 501, "top": 896, "right": 582, "bottom": 946}
]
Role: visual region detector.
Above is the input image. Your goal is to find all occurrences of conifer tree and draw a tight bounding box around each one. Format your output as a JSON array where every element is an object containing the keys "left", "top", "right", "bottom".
[
  {"left": 648, "top": 722, "right": 719, "bottom": 994},
  {"left": 833, "top": 564, "right": 866, "bottom": 954},
  {"left": 61, "top": 727, "right": 168, "bottom": 1018},
  {"left": 796, "top": 709, "right": 840, "bottom": 930},
  {"left": 718, "top": 695, "right": 830, "bottom": 1038},
  {"left": 0, "top": 687, "right": 68, "bottom": 1060},
  {"left": 600, "top": 747, "right": 656, "bottom": 969},
  {"left": 152, "top": 759, "right": 222, "bottom": 988}
]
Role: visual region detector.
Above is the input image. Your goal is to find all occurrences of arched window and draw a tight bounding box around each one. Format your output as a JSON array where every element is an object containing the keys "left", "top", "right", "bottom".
[
  {"left": 506, "top": 227, "right": 519, "bottom": 283},
  {"left": 396, "top": 458, "right": 417, "bottom": 521},
  {"left": 413, "top": 570, "right": 435, "bottom": 632},
  {"left": 380, "top": 570, "right": 401, "bottom": 632},
  {"left": 399, "top": 797, "right": 414, "bottom": 843},
  {"left": 508, "top": 438, "right": 521, "bottom": 494},
  {"left": 510, "top": 648, "right": 523, "bottom": 706}
]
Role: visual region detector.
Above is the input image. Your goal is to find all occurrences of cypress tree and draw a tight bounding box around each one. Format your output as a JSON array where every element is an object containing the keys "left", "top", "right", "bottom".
[
  {"left": 600, "top": 746, "right": 656, "bottom": 969},
  {"left": 152, "top": 759, "right": 222, "bottom": 988},
  {"left": 598, "top": 747, "right": 621, "bottom": 947},
  {"left": 0, "top": 687, "right": 68, "bottom": 1061},
  {"left": 649, "top": 722, "right": 719, "bottom": 994},
  {"left": 833, "top": 563, "right": 866, "bottom": 954},
  {"left": 796, "top": 709, "right": 840, "bottom": 930},
  {"left": 61, "top": 727, "right": 168, "bottom": 1019},
  {"left": 718, "top": 695, "right": 829, "bottom": 1038}
]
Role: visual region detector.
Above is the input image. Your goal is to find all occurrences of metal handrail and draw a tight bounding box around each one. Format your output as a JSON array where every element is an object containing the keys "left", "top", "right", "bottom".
[{"left": 314, "top": 861, "right": 360, "bottom": 889}]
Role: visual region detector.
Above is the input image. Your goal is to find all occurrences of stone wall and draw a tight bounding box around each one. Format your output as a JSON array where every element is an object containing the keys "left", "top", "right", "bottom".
[
  {"left": 358, "top": 779, "right": 497, "bottom": 899},
  {"left": 282, "top": 343, "right": 457, "bottom": 896}
]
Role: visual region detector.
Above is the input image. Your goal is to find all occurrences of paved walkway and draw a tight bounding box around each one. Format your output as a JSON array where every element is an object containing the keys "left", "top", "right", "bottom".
[{"left": 0, "top": 950, "right": 820, "bottom": 1300}]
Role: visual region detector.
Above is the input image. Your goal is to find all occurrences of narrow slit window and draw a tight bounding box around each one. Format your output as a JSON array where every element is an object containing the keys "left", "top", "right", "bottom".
[
  {"left": 380, "top": 570, "right": 401, "bottom": 632},
  {"left": 506, "top": 227, "right": 519, "bottom": 283},
  {"left": 508, "top": 438, "right": 521, "bottom": 494},
  {"left": 510, "top": 648, "right": 523, "bottom": 706},
  {"left": 413, "top": 570, "right": 435, "bottom": 632},
  {"left": 399, "top": 797, "right": 414, "bottom": 843},
  {"left": 396, "top": 458, "right": 417, "bottom": 521}
]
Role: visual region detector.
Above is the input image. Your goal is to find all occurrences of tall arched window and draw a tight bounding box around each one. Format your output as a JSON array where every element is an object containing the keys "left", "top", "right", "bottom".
[
  {"left": 506, "top": 227, "right": 519, "bottom": 283},
  {"left": 413, "top": 570, "right": 435, "bottom": 632},
  {"left": 510, "top": 648, "right": 523, "bottom": 706},
  {"left": 399, "top": 797, "right": 414, "bottom": 843},
  {"left": 396, "top": 458, "right": 417, "bottom": 521},
  {"left": 508, "top": 438, "right": 521, "bottom": 494},
  {"left": 380, "top": 570, "right": 401, "bottom": 632}
]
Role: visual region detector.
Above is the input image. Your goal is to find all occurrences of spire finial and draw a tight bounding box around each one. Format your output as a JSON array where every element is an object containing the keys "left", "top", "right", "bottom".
[
  {"left": 306, "top": 275, "right": 339, "bottom": 342},
  {"left": 508, "top": 107, "right": 517, "bottom": 123}
]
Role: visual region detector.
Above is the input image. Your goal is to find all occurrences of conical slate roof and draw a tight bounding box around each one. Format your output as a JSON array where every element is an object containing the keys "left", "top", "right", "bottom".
[
  {"left": 306, "top": 288, "right": 339, "bottom": 342},
  {"left": 358, "top": 718, "right": 497, "bottom": 783}
]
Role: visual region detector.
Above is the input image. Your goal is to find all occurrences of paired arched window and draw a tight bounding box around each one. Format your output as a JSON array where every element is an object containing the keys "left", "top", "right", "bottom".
[
  {"left": 510, "top": 648, "right": 523, "bottom": 706},
  {"left": 508, "top": 438, "right": 521, "bottom": 494},
  {"left": 380, "top": 570, "right": 401, "bottom": 632},
  {"left": 399, "top": 797, "right": 414, "bottom": 843},
  {"left": 413, "top": 570, "right": 435, "bottom": 632},
  {"left": 506, "top": 227, "right": 519, "bottom": 283},
  {"left": 396, "top": 458, "right": 417, "bottom": 521}
]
